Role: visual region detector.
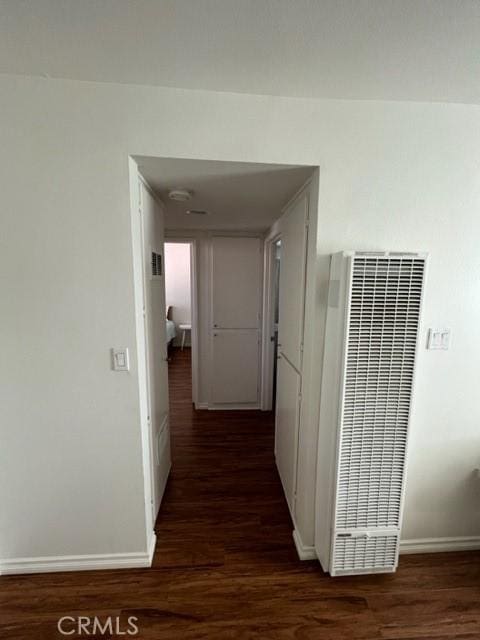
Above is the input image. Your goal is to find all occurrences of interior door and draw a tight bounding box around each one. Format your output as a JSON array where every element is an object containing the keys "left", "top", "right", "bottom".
[
  {"left": 211, "top": 236, "right": 261, "bottom": 406},
  {"left": 275, "top": 354, "right": 301, "bottom": 512},
  {"left": 140, "top": 181, "right": 171, "bottom": 520},
  {"left": 211, "top": 330, "right": 259, "bottom": 404},
  {"left": 277, "top": 193, "right": 308, "bottom": 371},
  {"left": 212, "top": 236, "right": 261, "bottom": 329}
]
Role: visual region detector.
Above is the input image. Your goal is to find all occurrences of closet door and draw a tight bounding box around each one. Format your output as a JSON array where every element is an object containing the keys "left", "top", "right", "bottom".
[
  {"left": 212, "top": 236, "right": 261, "bottom": 328},
  {"left": 211, "top": 330, "right": 259, "bottom": 404},
  {"left": 275, "top": 189, "right": 309, "bottom": 510},
  {"left": 275, "top": 354, "right": 301, "bottom": 512},
  {"left": 210, "top": 236, "right": 262, "bottom": 406},
  {"left": 277, "top": 193, "right": 308, "bottom": 371}
]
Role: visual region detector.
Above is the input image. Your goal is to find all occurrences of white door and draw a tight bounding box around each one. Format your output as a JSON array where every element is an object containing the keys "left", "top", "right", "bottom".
[
  {"left": 211, "top": 236, "right": 261, "bottom": 406},
  {"left": 277, "top": 193, "right": 308, "bottom": 371},
  {"left": 140, "top": 181, "right": 171, "bottom": 520},
  {"left": 211, "top": 330, "right": 259, "bottom": 404},
  {"left": 212, "top": 236, "right": 261, "bottom": 328},
  {"left": 275, "top": 189, "right": 309, "bottom": 510},
  {"left": 275, "top": 354, "right": 301, "bottom": 512}
]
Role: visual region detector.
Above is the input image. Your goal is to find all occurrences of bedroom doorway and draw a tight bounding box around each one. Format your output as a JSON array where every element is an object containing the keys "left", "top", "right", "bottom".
[
  {"left": 164, "top": 239, "right": 199, "bottom": 407},
  {"left": 261, "top": 236, "right": 282, "bottom": 411}
]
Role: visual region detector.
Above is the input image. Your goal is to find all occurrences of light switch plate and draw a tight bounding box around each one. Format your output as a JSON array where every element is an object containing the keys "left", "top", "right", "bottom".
[
  {"left": 112, "top": 347, "right": 130, "bottom": 371},
  {"left": 427, "top": 328, "right": 451, "bottom": 350}
]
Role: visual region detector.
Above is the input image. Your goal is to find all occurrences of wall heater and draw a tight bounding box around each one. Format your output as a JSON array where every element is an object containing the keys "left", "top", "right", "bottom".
[{"left": 315, "top": 251, "right": 427, "bottom": 576}]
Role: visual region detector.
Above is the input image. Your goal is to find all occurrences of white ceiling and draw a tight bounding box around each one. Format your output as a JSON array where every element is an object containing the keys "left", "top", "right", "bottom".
[
  {"left": 136, "top": 157, "right": 313, "bottom": 230},
  {"left": 1, "top": 1, "right": 479, "bottom": 104}
]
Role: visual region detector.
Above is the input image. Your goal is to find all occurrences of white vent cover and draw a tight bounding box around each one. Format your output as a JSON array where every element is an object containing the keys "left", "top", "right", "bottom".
[
  {"left": 316, "top": 252, "right": 427, "bottom": 576},
  {"left": 332, "top": 532, "right": 399, "bottom": 575}
]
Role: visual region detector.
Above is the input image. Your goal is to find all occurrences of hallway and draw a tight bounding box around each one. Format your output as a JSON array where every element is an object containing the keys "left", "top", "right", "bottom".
[
  {"left": 156, "top": 347, "right": 295, "bottom": 570},
  {"left": 0, "top": 350, "right": 479, "bottom": 638}
]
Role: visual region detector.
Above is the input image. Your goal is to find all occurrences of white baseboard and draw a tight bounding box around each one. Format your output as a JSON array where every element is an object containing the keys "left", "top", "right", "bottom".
[
  {"left": 400, "top": 536, "right": 480, "bottom": 555},
  {"left": 0, "top": 535, "right": 157, "bottom": 576},
  {"left": 291, "top": 532, "right": 480, "bottom": 561},
  {"left": 207, "top": 404, "right": 261, "bottom": 410},
  {"left": 292, "top": 529, "right": 317, "bottom": 561},
  {"left": 147, "top": 532, "right": 157, "bottom": 564},
  {"left": 195, "top": 402, "right": 261, "bottom": 411}
]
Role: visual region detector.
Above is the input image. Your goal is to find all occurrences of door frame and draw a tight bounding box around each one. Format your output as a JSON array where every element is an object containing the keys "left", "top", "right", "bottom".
[
  {"left": 261, "top": 231, "right": 282, "bottom": 411},
  {"left": 163, "top": 235, "right": 200, "bottom": 408},
  {"left": 128, "top": 158, "right": 160, "bottom": 551}
]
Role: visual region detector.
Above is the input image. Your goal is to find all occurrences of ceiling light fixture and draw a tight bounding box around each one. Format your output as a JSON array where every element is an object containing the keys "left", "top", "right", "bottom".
[
  {"left": 186, "top": 209, "right": 209, "bottom": 216},
  {"left": 168, "top": 188, "right": 192, "bottom": 202}
]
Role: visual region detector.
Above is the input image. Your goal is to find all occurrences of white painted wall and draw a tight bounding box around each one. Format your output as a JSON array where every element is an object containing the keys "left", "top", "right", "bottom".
[
  {"left": 1, "top": 74, "right": 480, "bottom": 570},
  {"left": 164, "top": 242, "right": 191, "bottom": 345}
]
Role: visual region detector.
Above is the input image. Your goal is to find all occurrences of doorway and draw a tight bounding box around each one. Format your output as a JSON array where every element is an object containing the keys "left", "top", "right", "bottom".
[
  {"left": 164, "top": 240, "right": 199, "bottom": 407},
  {"left": 262, "top": 237, "right": 282, "bottom": 411},
  {"left": 129, "top": 156, "right": 317, "bottom": 558},
  {"left": 272, "top": 239, "right": 282, "bottom": 410}
]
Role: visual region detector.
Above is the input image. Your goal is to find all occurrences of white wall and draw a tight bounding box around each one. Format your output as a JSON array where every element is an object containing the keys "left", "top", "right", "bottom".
[
  {"left": 1, "top": 74, "right": 479, "bottom": 570},
  {"left": 164, "top": 243, "right": 191, "bottom": 345}
]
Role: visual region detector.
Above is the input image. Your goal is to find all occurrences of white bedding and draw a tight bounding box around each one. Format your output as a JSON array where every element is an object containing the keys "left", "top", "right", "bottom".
[{"left": 166, "top": 319, "right": 176, "bottom": 343}]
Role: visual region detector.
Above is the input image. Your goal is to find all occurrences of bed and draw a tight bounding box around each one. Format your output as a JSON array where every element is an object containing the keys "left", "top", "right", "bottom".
[
  {"left": 166, "top": 306, "right": 176, "bottom": 358},
  {"left": 166, "top": 319, "right": 176, "bottom": 344}
]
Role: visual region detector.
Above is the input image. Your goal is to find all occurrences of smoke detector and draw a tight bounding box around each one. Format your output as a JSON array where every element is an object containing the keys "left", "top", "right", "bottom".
[
  {"left": 168, "top": 188, "right": 192, "bottom": 202},
  {"left": 186, "top": 209, "right": 210, "bottom": 216}
]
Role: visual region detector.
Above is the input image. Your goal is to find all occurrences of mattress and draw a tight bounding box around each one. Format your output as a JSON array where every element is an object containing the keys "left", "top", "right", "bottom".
[{"left": 166, "top": 319, "right": 176, "bottom": 343}]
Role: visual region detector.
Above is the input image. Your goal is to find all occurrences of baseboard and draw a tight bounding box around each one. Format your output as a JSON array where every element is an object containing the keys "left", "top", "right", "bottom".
[
  {"left": 0, "top": 536, "right": 157, "bottom": 576},
  {"left": 290, "top": 533, "right": 480, "bottom": 561},
  {"left": 400, "top": 536, "right": 480, "bottom": 555},
  {"left": 195, "top": 402, "right": 209, "bottom": 410},
  {"left": 292, "top": 529, "right": 317, "bottom": 561},
  {"left": 207, "top": 404, "right": 261, "bottom": 410},
  {"left": 147, "top": 532, "right": 157, "bottom": 565}
]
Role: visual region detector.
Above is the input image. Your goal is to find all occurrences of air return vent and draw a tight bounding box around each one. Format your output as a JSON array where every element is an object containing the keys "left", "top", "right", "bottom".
[
  {"left": 315, "top": 251, "right": 427, "bottom": 576},
  {"left": 151, "top": 251, "right": 162, "bottom": 278}
]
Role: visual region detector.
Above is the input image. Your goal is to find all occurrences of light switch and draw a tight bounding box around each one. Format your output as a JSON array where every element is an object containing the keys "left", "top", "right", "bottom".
[
  {"left": 112, "top": 347, "right": 129, "bottom": 371},
  {"left": 427, "top": 328, "right": 451, "bottom": 350}
]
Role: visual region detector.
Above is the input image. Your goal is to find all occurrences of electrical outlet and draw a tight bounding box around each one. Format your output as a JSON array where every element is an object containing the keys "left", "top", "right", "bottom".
[{"left": 427, "top": 328, "right": 451, "bottom": 350}]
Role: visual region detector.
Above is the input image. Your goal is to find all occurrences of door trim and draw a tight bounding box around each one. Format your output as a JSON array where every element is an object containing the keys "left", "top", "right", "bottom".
[{"left": 128, "top": 158, "right": 156, "bottom": 549}]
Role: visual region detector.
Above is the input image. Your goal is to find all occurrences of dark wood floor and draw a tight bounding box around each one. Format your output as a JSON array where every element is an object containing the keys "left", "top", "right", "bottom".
[{"left": 1, "top": 347, "right": 479, "bottom": 638}]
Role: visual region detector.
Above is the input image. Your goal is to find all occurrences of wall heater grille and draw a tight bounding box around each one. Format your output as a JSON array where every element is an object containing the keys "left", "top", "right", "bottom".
[
  {"left": 316, "top": 252, "right": 426, "bottom": 576},
  {"left": 337, "top": 256, "right": 424, "bottom": 531}
]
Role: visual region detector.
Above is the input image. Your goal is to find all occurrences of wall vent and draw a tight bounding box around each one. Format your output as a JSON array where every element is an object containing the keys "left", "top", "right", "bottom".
[{"left": 151, "top": 251, "right": 162, "bottom": 278}]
